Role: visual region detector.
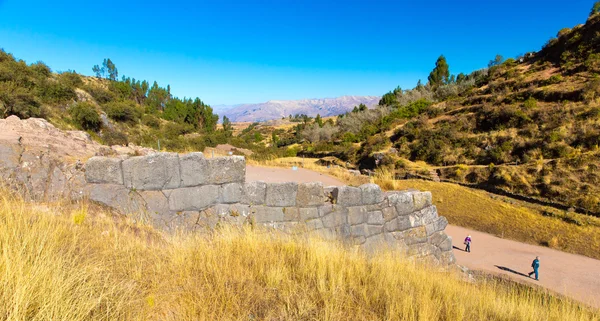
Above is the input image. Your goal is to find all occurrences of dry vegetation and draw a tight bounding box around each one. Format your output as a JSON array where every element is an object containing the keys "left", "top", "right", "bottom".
[
  {"left": 372, "top": 171, "right": 600, "bottom": 260},
  {"left": 0, "top": 191, "right": 598, "bottom": 320}
]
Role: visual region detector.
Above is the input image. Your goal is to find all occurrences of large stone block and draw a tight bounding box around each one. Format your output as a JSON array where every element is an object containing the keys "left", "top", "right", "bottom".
[
  {"left": 418, "top": 205, "right": 438, "bottom": 225},
  {"left": 220, "top": 183, "right": 242, "bottom": 203},
  {"left": 413, "top": 191, "right": 432, "bottom": 211},
  {"left": 348, "top": 206, "right": 367, "bottom": 225},
  {"left": 265, "top": 182, "right": 298, "bottom": 207},
  {"left": 382, "top": 206, "right": 397, "bottom": 222},
  {"left": 241, "top": 181, "right": 267, "bottom": 205},
  {"left": 305, "top": 218, "right": 324, "bottom": 230},
  {"left": 85, "top": 157, "right": 123, "bottom": 185},
  {"left": 139, "top": 190, "right": 169, "bottom": 216},
  {"left": 321, "top": 210, "right": 347, "bottom": 228},
  {"left": 350, "top": 224, "right": 367, "bottom": 238},
  {"left": 179, "top": 152, "right": 207, "bottom": 187},
  {"left": 87, "top": 183, "right": 143, "bottom": 213},
  {"left": 366, "top": 224, "right": 383, "bottom": 237},
  {"left": 299, "top": 207, "right": 319, "bottom": 221},
  {"left": 122, "top": 153, "right": 180, "bottom": 190},
  {"left": 296, "top": 182, "right": 325, "bottom": 206},
  {"left": 333, "top": 186, "right": 362, "bottom": 206},
  {"left": 318, "top": 203, "right": 335, "bottom": 217},
  {"left": 251, "top": 206, "right": 285, "bottom": 223},
  {"left": 400, "top": 226, "right": 428, "bottom": 245},
  {"left": 360, "top": 184, "right": 384, "bottom": 205},
  {"left": 388, "top": 192, "right": 415, "bottom": 216},
  {"left": 367, "top": 211, "right": 384, "bottom": 225},
  {"left": 205, "top": 156, "right": 245, "bottom": 184},
  {"left": 167, "top": 185, "right": 219, "bottom": 211},
  {"left": 425, "top": 216, "right": 448, "bottom": 236},
  {"left": 283, "top": 207, "right": 300, "bottom": 221}
]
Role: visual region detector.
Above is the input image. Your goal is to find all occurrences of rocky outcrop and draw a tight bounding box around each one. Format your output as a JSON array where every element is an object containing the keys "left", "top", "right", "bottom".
[
  {"left": 84, "top": 152, "right": 456, "bottom": 267},
  {"left": 0, "top": 116, "right": 152, "bottom": 201}
]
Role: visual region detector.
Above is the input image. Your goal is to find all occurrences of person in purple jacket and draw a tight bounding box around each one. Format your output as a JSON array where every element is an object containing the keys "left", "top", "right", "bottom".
[{"left": 464, "top": 235, "right": 472, "bottom": 252}]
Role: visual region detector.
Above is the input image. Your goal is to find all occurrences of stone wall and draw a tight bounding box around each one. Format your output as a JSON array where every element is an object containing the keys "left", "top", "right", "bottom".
[{"left": 84, "top": 152, "right": 455, "bottom": 267}]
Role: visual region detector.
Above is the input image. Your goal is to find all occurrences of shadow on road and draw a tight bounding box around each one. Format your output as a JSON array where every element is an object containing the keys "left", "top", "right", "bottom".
[
  {"left": 452, "top": 246, "right": 466, "bottom": 252},
  {"left": 494, "top": 265, "right": 530, "bottom": 278}
]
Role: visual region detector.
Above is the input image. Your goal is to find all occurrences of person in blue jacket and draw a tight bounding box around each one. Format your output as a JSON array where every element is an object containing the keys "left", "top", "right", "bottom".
[{"left": 528, "top": 256, "right": 540, "bottom": 281}]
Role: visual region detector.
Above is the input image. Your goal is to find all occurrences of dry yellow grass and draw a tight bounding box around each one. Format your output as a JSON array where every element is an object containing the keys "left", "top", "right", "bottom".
[
  {"left": 1, "top": 192, "right": 599, "bottom": 320},
  {"left": 247, "top": 156, "right": 370, "bottom": 186},
  {"left": 372, "top": 171, "right": 600, "bottom": 260}
]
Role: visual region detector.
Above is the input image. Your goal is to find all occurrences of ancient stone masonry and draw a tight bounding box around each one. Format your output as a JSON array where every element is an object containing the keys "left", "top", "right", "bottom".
[{"left": 84, "top": 152, "right": 456, "bottom": 267}]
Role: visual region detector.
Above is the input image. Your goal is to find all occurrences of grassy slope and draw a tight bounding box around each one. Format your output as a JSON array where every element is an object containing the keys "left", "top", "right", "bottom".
[
  {"left": 374, "top": 177, "right": 600, "bottom": 260},
  {"left": 0, "top": 192, "right": 597, "bottom": 320}
]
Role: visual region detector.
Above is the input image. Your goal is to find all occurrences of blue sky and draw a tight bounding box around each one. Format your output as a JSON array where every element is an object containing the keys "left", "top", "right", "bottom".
[{"left": 0, "top": 0, "right": 593, "bottom": 105}]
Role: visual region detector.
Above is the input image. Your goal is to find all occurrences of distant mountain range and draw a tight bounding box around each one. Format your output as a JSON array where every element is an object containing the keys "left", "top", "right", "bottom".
[{"left": 213, "top": 96, "right": 381, "bottom": 122}]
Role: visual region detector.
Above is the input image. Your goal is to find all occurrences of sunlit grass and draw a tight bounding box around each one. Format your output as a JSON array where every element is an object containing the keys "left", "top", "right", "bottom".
[
  {"left": 0, "top": 191, "right": 597, "bottom": 320},
  {"left": 372, "top": 169, "right": 600, "bottom": 260}
]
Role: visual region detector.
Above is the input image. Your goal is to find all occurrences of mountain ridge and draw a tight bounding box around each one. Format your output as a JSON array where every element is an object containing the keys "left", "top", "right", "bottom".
[{"left": 218, "top": 95, "right": 380, "bottom": 122}]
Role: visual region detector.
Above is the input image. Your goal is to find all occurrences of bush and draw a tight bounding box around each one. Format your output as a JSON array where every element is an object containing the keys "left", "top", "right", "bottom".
[
  {"left": 163, "top": 122, "right": 194, "bottom": 139},
  {"left": 0, "top": 82, "right": 40, "bottom": 118},
  {"left": 142, "top": 114, "right": 161, "bottom": 129},
  {"left": 84, "top": 85, "right": 115, "bottom": 104},
  {"left": 101, "top": 129, "right": 128, "bottom": 146},
  {"left": 37, "top": 79, "right": 76, "bottom": 104},
  {"left": 544, "top": 75, "right": 563, "bottom": 85},
  {"left": 69, "top": 102, "right": 101, "bottom": 131},
  {"left": 523, "top": 97, "right": 538, "bottom": 109},
  {"left": 103, "top": 101, "right": 141, "bottom": 123},
  {"left": 58, "top": 71, "right": 83, "bottom": 88}
]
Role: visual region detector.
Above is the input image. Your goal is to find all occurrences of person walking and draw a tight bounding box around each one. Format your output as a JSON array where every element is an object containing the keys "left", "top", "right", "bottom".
[
  {"left": 464, "top": 235, "right": 472, "bottom": 253},
  {"left": 528, "top": 256, "right": 540, "bottom": 281}
]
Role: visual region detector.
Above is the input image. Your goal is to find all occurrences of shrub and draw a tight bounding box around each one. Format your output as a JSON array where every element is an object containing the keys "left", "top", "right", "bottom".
[
  {"left": 84, "top": 85, "right": 115, "bottom": 104},
  {"left": 523, "top": 97, "right": 537, "bottom": 109},
  {"left": 29, "top": 61, "right": 51, "bottom": 78},
  {"left": 58, "top": 71, "right": 83, "bottom": 88},
  {"left": 163, "top": 122, "right": 194, "bottom": 139},
  {"left": 142, "top": 114, "right": 161, "bottom": 129},
  {"left": 545, "top": 75, "right": 563, "bottom": 85},
  {"left": 103, "top": 101, "right": 141, "bottom": 123},
  {"left": 0, "top": 82, "right": 40, "bottom": 118},
  {"left": 37, "top": 79, "right": 76, "bottom": 104},
  {"left": 69, "top": 102, "right": 101, "bottom": 131}
]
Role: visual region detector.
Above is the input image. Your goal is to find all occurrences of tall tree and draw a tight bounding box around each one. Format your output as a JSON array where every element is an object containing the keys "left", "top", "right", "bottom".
[
  {"left": 427, "top": 55, "right": 450, "bottom": 88},
  {"left": 591, "top": 1, "right": 600, "bottom": 16},
  {"left": 91, "top": 58, "right": 118, "bottom": 80},
  {"left": 104, "top": 59, "right": 118, "bottom": 81}
]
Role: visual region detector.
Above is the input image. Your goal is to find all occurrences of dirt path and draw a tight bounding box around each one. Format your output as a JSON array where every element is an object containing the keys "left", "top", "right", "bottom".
[
  {"left": 446, "top": 225, "right": 600, "bottom": 309},
  {"left": 246, "top": 165, "right": 600, "bottom": 309},
  {"left": 246, "top": 165, "right": 344, "bottom": 186}
]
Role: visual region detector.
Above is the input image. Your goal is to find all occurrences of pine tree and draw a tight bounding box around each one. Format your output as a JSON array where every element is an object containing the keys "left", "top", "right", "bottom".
[{"left": 427, "top": 55, "right": 450, "bottom": 88}]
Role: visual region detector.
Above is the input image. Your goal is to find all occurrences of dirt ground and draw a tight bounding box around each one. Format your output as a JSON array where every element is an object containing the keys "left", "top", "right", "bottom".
[
  {"left": 246, "top": 165, "right": 600, "bottom": 309},
  {"left": 246, "top": 165, "right": 345, "bottom": 186}
]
